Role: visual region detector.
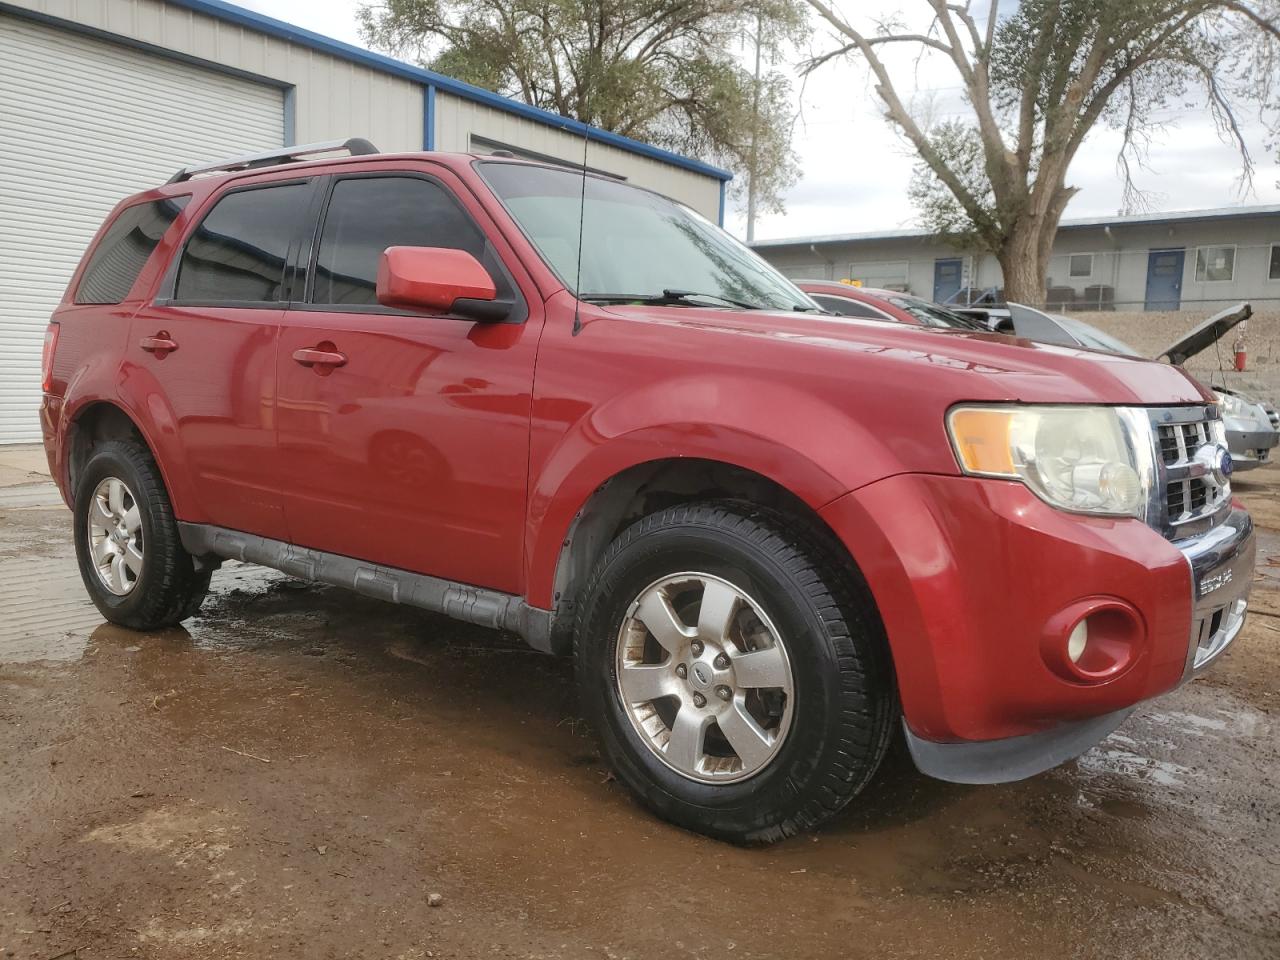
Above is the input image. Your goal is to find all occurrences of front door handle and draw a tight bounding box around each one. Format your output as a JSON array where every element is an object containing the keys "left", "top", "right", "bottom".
[
  {"left": 139, "top": 333, "right": 178, "bottom": 355},
  {"left": 292, "top": 345, "right": 348, "bottom": 369}
]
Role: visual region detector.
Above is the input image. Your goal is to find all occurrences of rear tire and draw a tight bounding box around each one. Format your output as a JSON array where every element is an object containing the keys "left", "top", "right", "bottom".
[
  {"left": 73, "top": 438, "right": 210, "bottom": 629},
  {"left": 575, "top": 501, "right": 894, "bottom": 843}
]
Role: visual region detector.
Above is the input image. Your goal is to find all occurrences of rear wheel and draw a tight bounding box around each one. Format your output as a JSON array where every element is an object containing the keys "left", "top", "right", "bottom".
[
  {"left": 575, "top": 501, "right": 894, "bottom": 843},
  {"left": 73, "top": 438, "right": 210, "bottom": 629}
]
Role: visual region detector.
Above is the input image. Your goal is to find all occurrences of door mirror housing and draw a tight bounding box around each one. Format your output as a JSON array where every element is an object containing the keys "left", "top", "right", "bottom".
[{"left": 376, "top": 246, "right": 508, "bottom": 321}]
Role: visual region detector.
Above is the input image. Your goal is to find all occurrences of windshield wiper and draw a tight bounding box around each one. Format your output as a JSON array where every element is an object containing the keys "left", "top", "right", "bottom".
[{"left": 581, "top": 290, "right": 763, "bottom": 310}]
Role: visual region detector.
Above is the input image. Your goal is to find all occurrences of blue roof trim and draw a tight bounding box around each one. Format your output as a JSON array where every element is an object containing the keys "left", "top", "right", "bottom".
[{"left": 167, "top": 0, "right": 733, "bottom": 182}]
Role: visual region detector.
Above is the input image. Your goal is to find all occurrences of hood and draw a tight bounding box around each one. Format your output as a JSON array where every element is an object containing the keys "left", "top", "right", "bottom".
[
  {"left": 1158, "top": 302, "right": 1251, "bottom": 365},
  {"left": 595, "top": 303, "right": 1215, "bottom": 406}
]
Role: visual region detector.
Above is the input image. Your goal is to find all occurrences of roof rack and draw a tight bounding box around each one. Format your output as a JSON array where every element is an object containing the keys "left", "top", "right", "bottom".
[{"left": 166, "top": 137, "right": 380, "bottom": 184}]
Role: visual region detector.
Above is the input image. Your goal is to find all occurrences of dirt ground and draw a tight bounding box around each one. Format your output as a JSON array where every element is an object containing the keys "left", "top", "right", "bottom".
[{"left": 1, "top": 452, "right": 1279, "bottom": 960}]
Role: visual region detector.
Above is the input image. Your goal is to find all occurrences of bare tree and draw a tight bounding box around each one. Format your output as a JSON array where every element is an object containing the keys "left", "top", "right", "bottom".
[{"left": 802, "top": 0, "right": 1280, "bottom": 304}]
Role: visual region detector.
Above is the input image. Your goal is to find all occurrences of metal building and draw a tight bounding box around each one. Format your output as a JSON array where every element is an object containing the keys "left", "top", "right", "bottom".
[
  {"left": 752, "top": 204, "right": 1280, "bottom": 314},
  {"left": 0, "top": 0, "right": 732, "bottom": 444}
]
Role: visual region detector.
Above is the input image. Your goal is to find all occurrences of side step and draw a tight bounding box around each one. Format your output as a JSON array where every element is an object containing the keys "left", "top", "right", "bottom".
[{"left": 178, "top": 523, "right": 553, "bottom": 653}]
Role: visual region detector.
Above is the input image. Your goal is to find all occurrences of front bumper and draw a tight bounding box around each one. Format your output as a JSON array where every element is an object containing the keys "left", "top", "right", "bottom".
[
  {"left": 820, "top": 474, "right": 1254, "bottom": 783},
  {"left": 1226, "top": 424, "right": 1278, "bottom": 470}
]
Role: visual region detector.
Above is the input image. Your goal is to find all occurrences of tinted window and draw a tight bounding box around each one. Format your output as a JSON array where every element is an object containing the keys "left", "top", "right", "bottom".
[
  {"left": 811, "top": 294, "right": 890, "bottom": 319},
  {"left": 174, "top": 183, "right": 310, "bottom": 303},
  {"left": 76, "top": 197, "right": 190, "bottom": 304},
  {"left": 312, "top": 177, "right": 486, "bottom": 306},
  {"left": 1271, "top": 244, "right": 1280, "bottom": 281}
]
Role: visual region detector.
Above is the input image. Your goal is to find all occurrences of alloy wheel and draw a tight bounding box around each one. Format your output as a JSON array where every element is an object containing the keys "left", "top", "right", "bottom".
[
  {"left": 87, "top": 476, "right": 144, "bottom": 596},
  {"left": 615, "top": 572, "right": 794, "bottom": 783}
]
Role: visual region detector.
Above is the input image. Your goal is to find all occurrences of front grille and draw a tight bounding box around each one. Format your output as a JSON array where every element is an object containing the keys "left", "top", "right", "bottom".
[{"left": 1149, "top": 408, "right": 1231, "bottom": 540}]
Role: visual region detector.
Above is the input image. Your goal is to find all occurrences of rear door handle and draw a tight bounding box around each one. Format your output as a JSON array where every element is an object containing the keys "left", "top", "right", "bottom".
[
  {"left": 292, "top": 346, "right": 348, "bottom": 369},
  {"left": 139, "top": 333, "right": 178, "bottom": 354}
]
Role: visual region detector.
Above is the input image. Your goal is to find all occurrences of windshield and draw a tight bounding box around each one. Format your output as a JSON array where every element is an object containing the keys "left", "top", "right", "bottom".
[
  {"left": 478, "top": 162, "right": 815, "bottom": 312},
  {"left": 887, "top": 296, "right": 987, "bottom": 330}
]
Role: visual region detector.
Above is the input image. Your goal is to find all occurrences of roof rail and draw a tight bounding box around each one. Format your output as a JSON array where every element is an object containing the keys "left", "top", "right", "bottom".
[{"left": 166, "top": 137, "right": 379, "bottom": 184}]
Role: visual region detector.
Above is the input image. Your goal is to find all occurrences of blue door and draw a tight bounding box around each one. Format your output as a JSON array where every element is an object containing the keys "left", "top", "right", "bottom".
[
  {"left": 933, "top": 258, "right": 963, "bottom": 302},
  {"left": 1144, "top": 249, "right": 1184, "bottom": 311}
]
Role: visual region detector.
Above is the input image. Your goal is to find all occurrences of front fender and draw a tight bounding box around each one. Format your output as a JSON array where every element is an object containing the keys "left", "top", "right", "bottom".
[{"left": 523, "top": 374, "right": 903, "bottom": 608}]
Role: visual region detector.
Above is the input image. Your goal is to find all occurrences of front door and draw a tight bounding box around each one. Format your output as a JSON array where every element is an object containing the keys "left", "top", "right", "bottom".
[
  {"left": 1144, "top": 248, "right": 1185, "bottom": 311},
  {"left": 274, "top": 169, "right": 541, "bottom": 594},
  {"left": 933, "top": 258, "right": 963, "bottom": 302},
  {"left": 130, "top": 179, "right": 315, "bottom": 541}
]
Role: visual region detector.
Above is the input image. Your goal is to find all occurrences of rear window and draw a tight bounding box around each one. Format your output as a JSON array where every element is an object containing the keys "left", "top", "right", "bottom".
[
  {"left": 75, "top": 197, "right": 190, "bottom": 304},
  {"left": 174, "top": 182, "right": 311, "bottom": 304}
]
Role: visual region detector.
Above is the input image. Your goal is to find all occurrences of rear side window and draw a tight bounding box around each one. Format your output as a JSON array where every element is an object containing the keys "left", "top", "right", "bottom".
[
  {"left": 174, "top": 182, "right": 310, "bottom": 304},
  {"left": 311, "top": 176, "right": 487, "bottom": 307},
  {"left": 75, "top": 197, "right": 190, "bottom": 304}
]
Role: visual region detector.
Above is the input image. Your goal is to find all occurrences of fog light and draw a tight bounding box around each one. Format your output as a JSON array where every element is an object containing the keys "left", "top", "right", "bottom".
[
  {"left": 1041, "top": 599, "right": 1143, "bottom": 683},
  {"left": 1067, "top": 619, "right": 1088, "bottom": 663}
]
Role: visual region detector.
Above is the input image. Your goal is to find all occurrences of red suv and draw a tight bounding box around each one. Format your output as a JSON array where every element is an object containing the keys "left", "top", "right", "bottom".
[{"left": 41, "top": 140, "right": 1255, "bottom": 842}]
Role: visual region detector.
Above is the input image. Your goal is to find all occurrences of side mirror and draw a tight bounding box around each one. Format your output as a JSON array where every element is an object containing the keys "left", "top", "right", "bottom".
[{"left": 376, "top": 246, "right": 509, "bottom": 321}]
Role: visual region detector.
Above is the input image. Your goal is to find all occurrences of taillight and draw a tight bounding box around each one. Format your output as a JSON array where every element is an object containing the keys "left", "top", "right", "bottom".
[{"left": 41, "top": 323, "right": 59, "bottom": 393}]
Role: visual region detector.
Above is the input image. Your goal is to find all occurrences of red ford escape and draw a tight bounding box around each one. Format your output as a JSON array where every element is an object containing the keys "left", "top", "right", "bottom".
[{"left": 40, "top": 140, "right": 1255, "bottom": 842}]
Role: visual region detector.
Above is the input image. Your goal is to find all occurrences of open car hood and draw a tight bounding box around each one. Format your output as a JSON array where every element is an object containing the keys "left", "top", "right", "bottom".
[{"left": 1156, "top": 302, "right": 1252, "bottom": 365}]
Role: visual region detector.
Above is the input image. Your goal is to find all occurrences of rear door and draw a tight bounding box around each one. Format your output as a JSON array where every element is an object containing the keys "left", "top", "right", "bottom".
[
  {"left": 274, "top": 165, "right": 542, "bottom": 594},
  {"left": 129, "top": 178, "right": 317, "bottom": 540}
]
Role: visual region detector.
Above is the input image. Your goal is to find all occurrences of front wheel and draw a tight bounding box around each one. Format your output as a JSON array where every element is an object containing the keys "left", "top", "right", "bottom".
[{"left": 575, "top": 501, "right": 894, "bottom": 843}]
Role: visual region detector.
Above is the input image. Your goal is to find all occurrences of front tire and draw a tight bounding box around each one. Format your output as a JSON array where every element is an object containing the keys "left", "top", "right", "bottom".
[
  {"left": 575, "top": 501, "right": 894, "bottom": 843},
  {"left": 73, "top": 438, "right": 210, "bottom": 630}
]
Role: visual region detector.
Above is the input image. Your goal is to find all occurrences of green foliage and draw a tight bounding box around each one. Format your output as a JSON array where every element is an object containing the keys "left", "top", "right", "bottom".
[
  {"left": 906, "top": 121, "right": 997, "bottom": 252},
  {"left": 358, "top": 0, "right": 807, "bottom": 213}
]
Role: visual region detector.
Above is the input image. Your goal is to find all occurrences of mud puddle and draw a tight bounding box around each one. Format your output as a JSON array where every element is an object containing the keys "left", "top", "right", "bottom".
[{"left": 2, "top": 479, "right": 1280, "bottom": 959}]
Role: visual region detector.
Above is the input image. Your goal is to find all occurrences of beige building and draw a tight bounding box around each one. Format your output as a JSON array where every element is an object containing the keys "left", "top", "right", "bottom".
[
  {"left": 752, "top": 205, "right": 1280, "bottom": 315},
  {"left": 0, "top": 0, "right": 731, "bottom": 443}
]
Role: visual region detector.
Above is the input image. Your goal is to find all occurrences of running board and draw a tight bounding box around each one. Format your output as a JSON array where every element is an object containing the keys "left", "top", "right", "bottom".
[{"left": 178, "top": 523, "right": 553, "bottom": 653}]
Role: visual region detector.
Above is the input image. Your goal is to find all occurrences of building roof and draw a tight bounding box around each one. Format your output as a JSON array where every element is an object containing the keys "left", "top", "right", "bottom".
[
  {"left": 169, "top": 0, "right": 734, "bottom": 183},
  {"left": 749, "top": 202, "right": 1280, "bottom": 249}
]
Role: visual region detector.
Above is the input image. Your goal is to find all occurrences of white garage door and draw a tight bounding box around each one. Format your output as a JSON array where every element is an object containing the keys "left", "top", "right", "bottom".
[{"left": 0, "top": 15, "right": 284, "bottom": 443}]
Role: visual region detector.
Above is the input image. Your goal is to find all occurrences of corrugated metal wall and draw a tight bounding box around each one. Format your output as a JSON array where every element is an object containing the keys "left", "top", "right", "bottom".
[
  {"left": 434, "top": 92, "right": 723, "bottom": 220},
  {"left": 0, "top": 12, "right": 284, "bottom": 443},
  {"left": 6, "top": 0, "right": 425, "bottom": 152}
]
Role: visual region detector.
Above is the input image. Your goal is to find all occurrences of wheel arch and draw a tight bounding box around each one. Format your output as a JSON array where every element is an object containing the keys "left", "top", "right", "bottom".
[
  {"left": 539, "top": 455, "right": 874, "bottom": 656},
  {"left": 64, "top": 400, "right": 185, "bottom": 516}
]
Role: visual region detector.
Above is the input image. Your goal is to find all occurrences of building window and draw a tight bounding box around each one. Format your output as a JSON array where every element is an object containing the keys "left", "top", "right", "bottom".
[
  {"left": 847, "top": 260, "right": 910, "bottom": 292},
  {"left": 1068, "top": 253, "right": 1093, "bottom": 278},
  {"left": 1195, "top": 245, "right": 1236, "bottom": 283},
  {"left": 1269, "top": 244, "right": 1280, "bottom": 281}
]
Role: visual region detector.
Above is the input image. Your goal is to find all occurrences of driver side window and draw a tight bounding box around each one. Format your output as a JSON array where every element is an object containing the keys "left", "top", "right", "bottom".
[{"left": 310, "top": 175, "right": 490, "bottom": 308}]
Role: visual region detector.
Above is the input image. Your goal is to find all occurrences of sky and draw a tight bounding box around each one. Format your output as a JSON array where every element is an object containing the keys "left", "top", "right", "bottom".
[{"left": 240, "top": 0, "right": 1280, "bottom": 242}]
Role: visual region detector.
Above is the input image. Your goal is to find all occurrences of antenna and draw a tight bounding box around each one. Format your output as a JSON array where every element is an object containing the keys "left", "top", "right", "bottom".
[{"left": 572, "top": 128, "right": 589, "bottom": 336}]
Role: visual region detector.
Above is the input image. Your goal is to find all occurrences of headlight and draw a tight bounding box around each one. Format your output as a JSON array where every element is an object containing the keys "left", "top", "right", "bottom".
[
  {"left": 1214, "top": 391, "right": 1247, "bottom": 418},
  {"left": 947, "top": 405, "right": 1152, "bottom": 518}
]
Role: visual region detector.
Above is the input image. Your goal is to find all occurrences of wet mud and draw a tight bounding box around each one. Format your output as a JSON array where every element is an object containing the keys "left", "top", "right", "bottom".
[{"left": 2, "top": 474, "right": 1279, "bottom": 959}]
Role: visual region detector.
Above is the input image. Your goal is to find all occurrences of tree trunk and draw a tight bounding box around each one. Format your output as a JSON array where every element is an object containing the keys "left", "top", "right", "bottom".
[{"left": 997, "top": 224, "right": 1047, "bottom": 307}]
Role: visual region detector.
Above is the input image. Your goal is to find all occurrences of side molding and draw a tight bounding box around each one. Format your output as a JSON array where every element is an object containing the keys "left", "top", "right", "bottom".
[{"left": 178, "top": 523, "right": 553, "bottom": 653}]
